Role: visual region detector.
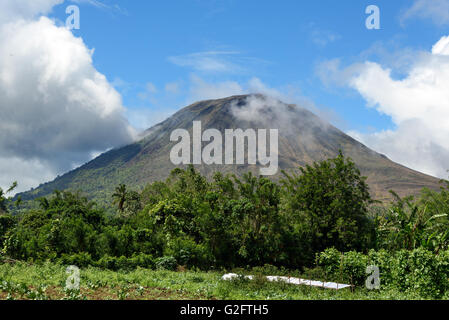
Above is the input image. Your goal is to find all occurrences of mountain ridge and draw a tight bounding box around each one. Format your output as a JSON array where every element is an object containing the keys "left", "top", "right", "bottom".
[{"left": 17, "top": 94, "right": 442, "bottom": 206}]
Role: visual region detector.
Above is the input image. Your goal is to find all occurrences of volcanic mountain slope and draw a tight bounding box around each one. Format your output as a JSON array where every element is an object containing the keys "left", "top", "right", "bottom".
[{"left": 19, "top": 94, "right": 442, "bottom": 206}]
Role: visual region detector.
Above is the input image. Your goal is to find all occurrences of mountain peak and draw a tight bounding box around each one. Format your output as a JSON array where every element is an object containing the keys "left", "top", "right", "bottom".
[{"left": 18, "top": 95, "right": 441, "bottom": 205}]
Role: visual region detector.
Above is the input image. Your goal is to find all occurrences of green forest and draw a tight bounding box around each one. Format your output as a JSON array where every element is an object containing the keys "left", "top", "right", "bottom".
[{"left": 1, "top": 153, "right": 449, "bottom": 299}]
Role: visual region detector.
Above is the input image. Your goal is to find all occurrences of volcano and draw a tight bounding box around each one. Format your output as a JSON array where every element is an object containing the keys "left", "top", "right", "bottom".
[{"left": 18, "top": 94, "right": 441, "bottom": 206}]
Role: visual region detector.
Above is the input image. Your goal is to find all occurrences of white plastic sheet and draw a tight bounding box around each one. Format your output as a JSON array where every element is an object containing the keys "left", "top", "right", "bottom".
[{"left": 221, "top": 273, "right": 351, "bottom": 290}]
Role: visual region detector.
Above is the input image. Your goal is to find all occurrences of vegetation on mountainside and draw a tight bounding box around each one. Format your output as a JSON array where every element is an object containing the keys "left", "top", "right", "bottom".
[
  {"left": 15, "top": 96, "right": 442, "bottom": 208},
  {"left": 1, "top": 154, "right": 449, "bottom": 299}
]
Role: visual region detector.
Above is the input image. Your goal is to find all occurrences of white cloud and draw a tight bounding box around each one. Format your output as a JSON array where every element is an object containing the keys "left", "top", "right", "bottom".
[
  {"left": 307, "top": 24, "right": 341, "bottom": 47},
  {"left": 0, "top": 1, "right": 136, "bottom": 194},
  {"left": 126, "top": 107, "right": 177, "bottom": 132},
  {"left": 312, "top": 32, "right": 340, "bottom": 47},
  {"left": 168, "top": 51, "right": 243, "bottom": 74},
  {"left": 70, "top": 0, "right": 108, "bottom": 9},
  {"left": 0, "top": 157, "right": 56, "bottom": 195},
  {"left": 401, "top": 0, "right": 449, "bottom": 26},
  {"left": 145, "top": 82, "right": 157, "bottom": 94},
  {"left": 326, "top": 35, "right": 449, "bottom": 178},
  {"left": 0, "top": 0, "right": 63, "bottom": 24},
  {"left": 188, "top": 75, "right": 245, "bottom": 101},
  {"left": 187, "top": 75, "right": 297, "bottom": 102},
  {"left": 168, "top": 51, "right": 269, "bottom": 75},
  {"left": 138, "top": 82, "right": 158, "bottom": 101},
  {"left": 432, "top": 35, "right": 449, "bottom": 54},
  {"left": 186, "top": 75, "right": 343, "bottom": 128},
  {"left": 165, "top": 81, "right": 181, "bottom": 94}
]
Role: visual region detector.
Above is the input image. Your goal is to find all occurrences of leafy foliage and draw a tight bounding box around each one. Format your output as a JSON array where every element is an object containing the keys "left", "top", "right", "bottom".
[
  {"left": 2, "top": 155, "right": 449, "bottom": 298},
  {"left": 317, "top": 247, "right": 449, "bottom": 298},
  {"left": 281, "top": 152, "right": 375, "bottom": 257},
  {"left": 374, "top": 186, "right": 449, "bottom": 253}
]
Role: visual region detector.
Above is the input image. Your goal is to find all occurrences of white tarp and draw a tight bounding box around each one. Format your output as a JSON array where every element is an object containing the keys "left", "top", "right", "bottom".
[{"left": 221, "top": 273, "right": 351, "bottom": 290}]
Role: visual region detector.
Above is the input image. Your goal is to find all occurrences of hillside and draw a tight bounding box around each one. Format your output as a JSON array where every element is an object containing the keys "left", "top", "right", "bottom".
[{"left": 17, "top": 94, "right": 442, "bottom": 206}]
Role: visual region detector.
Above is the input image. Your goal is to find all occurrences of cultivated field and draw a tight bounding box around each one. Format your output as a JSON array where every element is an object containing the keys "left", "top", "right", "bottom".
[{"left": 0, "top": 262, "right": 434, "bottom": 300}]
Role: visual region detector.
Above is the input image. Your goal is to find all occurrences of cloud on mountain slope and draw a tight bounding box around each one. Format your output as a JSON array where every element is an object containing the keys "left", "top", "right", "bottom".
[
  {"left": 0, "top": 0, "right": 135, "bottom": 194},
  {"left": 319, "top": 35, "right": 449, "bottom": 179}
]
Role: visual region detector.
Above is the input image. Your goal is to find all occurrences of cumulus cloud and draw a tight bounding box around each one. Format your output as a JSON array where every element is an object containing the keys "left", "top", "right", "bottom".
[
  {"left": 0, "top": 0, "right": 63, "bottom": 24},
  {"left": 187, "top": 75, "right": 342, "bottom": 125},
  {"left": 401, "top": 0, "right": 449, "bottom": 26},
  {"left": 323, "top": 35, "right": 449, "bottom": 178},
  {"left": 0, "top": 1, "right": 135, "bottom": 193},
  {"left": 230, "top": 94, "right": 329, "bottom": 138}
]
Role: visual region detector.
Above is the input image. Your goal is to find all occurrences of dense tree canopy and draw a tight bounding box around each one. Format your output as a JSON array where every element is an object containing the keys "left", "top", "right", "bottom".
[
  {"left": 1, "top": 155, "right": 449, "bottom": 273},
  {"left": 281, "top": 152, "right": 374, "bottom": 254}
]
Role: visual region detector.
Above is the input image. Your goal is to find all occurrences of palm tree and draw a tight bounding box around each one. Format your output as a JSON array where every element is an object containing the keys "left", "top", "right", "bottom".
[
  {"left": 0, "top": 182, "right": 18, "bottom": 214},
  {"left": 0, "top": 189, "right": 6, "bottom": 214},
  {"left": 112, "top": 184, "right": 128, "bottom": 214}
]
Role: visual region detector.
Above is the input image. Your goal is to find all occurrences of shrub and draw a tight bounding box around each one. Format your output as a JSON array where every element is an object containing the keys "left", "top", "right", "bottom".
[
  {"left": 116, "top": 255, "right": 133, "bottom": 270},
  {"left": 155, "top": 256, "right": 177, "bottom": 271},
  {"left": 341, "top": 251, "right": 368, "bottom": 286},
  {"left": 129, "top": 253, "right": 155, "bottom": 269},
  {"left": 164, "top": 238, "right": 213, "bottom": 269},
  {"left": 316, "top": 249, "right": 367, "bottom": 285},
  {"left": 60, "top": 252, "right": 93, "bottom": 268},
  {"left": 96, "top": 255, "right": 118, "bottom": 270},
  {"left": 251, "top": 264, "right": 280, "bottom": 276},
  {"left": 317, "top": 248, "right": 449, "bottom": 298},
  {"left": 316, "top": 248, "right": 342, "bottom": 279},
  {"left": 405, "top": 248, "right": 448, "bottom": 298},
  {"left": 367, "top": 249, "right": 393, "bottom": 286}
]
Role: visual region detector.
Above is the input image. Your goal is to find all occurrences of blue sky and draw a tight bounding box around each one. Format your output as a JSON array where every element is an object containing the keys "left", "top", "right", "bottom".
[
  {"left": 2, "top": 0, "right": 449, "bottom": 193},
  {"left": 49, "top": 0, "right": 445, "bottom": 132}
]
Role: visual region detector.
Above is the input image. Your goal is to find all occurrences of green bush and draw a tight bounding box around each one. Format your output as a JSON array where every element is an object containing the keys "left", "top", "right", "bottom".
[
  {"left": 316, "top": 249, "right": 367, "bottom": 285},
  {"left": 341, "top": 251, "right": 368, "bottom": 285},
  {"left": 317, "top": 248, "right": 449, "bottom": 298},
  {"left": 0, "top": 215, "right": 16, "bottom": 248},
  {"left": 251, "top": 264, "right": 280, "bottom": 276},
  {"left": 164, "top": 238, "right": 213, "bottom": 269},
  {"left": 129, "top": 253, "right": 155, "bottom": 269},
  {"left": 316, "top": 248, "right": 342, "bottom": 278},
  {"left": 367, "top": 249, "right": 392, "bottom": 285},
  {"left": 96, "top": 255, "right": 118, "bottom": 270},
  {"left": 393, "top": 248, "right": 449, "bottom": 298},
  {"left": 155, "top": 256, "right": 177, "bottom": 271},
  {"left": 60, "top": 252, "right": 93, "bottom": 268}
]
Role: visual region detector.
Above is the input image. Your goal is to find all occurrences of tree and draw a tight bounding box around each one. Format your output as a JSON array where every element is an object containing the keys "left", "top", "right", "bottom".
[
  {"left": 228, "top": 173, "right": 284, "bottom": 265},
  {"left": 375, "top": 186, "right": 449, "bottom": 253},
  {"left": 122, "top": 191, "right": 142, "bottom": 218},
  {"left": 112, "top": 184, "right": 128, "bottom": 214},
  {"left": 3, "top": 190, "right": 108, "bottom": 261},
  {"left": 281, "top": 152, "right": 374, "bottom": 256},
  {"left": 0, "top": 182, "right": 18, "bottom": 215}
]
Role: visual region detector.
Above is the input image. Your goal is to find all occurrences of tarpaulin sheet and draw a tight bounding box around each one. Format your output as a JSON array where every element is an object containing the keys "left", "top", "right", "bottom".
[{"left": 222, "top": 273, "right": 351, "bottom": 290}]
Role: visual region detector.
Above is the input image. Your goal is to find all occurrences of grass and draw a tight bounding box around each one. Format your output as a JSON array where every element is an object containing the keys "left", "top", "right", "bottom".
[{"left": 0, "top": 262, "right": 435, "bottom": 300}]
